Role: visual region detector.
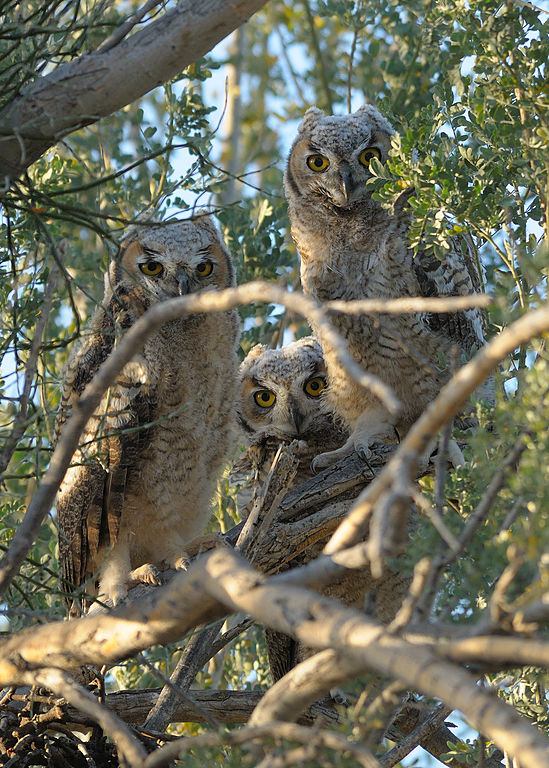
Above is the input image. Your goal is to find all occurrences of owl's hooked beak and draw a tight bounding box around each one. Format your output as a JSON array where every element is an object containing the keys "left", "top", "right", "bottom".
[
  {"left": 289, "top": 400, "right": 306, "bottom": 435},
  {"left": 340, "top": 164, "right": 353, "bottom": 203},
  {"left": 176, "top": 268, "right": 189, "bottom": 296}
]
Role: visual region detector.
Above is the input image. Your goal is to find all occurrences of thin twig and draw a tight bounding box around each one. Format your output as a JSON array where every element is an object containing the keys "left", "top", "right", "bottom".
[
  {"left": 302, "top": 0, "right": 333, "bottom": 113},
  {"left": 143, "top": 721, "right": 381, "bottom": 768},
  {"left": 0, "top": 255, "right": 61, "bottom": 477},
  {"left": 346, "top": 7, "right": 362, "bottom": 113},
  {"left": 416, "top": 438, "right": 527, "bottom": 620},
  {"left": 97, "top": 0, "right": 165, "bottom": 53}
]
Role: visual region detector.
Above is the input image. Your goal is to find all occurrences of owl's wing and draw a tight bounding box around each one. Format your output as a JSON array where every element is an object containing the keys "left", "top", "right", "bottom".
[
  {"left": 412, "top": 233, "right": 487, "bottom": 354},
  {"left": 55, "top": 304, "right": 154, "bottom": 607}
]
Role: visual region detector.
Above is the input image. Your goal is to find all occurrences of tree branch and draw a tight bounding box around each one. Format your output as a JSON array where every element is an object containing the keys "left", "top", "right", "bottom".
[
  {"left": 1, "top": 547, "right": 549, "bottom": 766},
  {"left": 200, "top": 549, "right": 549, "bottom": 768},
  {"left": 0, "top": 256, "right": 61, "bottom": 477},
  {"left": 143, "top": 721, "right": 379, "bottom": 768},
  {"left": 0, "top": 0, "right": 271, "bottom": 182}
]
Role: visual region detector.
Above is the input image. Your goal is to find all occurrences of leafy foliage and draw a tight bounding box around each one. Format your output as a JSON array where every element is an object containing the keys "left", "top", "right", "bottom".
[{"left": 1, "top": 0, "right": 549, "bottom": 766}]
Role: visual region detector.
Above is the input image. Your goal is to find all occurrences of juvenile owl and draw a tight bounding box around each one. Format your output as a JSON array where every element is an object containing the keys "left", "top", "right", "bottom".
[
  {"left": 235, "top": 338, "right": 408, "bottom": 683},
  {"left": 285, "top": 105, "right": 489, "bottom": 470},
  {"left": 236, "top": 336, "right": 346, "bottom": 488},
  {"left": 56, "top": 217, "right": 240, "bottom": 613}
]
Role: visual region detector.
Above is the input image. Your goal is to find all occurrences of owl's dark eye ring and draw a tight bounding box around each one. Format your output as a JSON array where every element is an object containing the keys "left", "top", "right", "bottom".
[
  {"left": 304, "top": 376, "right": 326, "bottom": 398},
  {"left": 359, "top": 147, "right": 381, "bottom": 167},
  {"left": 307, "top": 154, "right": 330, "bottom": 172},
  {"left": 196, "top": 260, "right": 213, "bottom": 277},
  {"left": 139, "top": 261, "right": 163, "bottom": 276},
  {"left": 254, "top": 389, "right": 276, "bottom": 408}
]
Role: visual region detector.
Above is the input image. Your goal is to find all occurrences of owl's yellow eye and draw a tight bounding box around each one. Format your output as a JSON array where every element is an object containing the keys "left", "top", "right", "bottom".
[
  {"left": 304, "top": 376, "right": 326, "bottom": 398},
  {"left": 254, "top": 390, "right": 276, "bottom": 408},
  {"left": 139, "top": 261, "right": 163, "bottom": 276},
  {"left": 358, "top": 147, "right": 381, "bottom": 167},
  {"left": 196, "top": 260, "right": 213, "bottom": 277},
  {"left": 307, "top": 154, "right": 330, "bottom": 172}
]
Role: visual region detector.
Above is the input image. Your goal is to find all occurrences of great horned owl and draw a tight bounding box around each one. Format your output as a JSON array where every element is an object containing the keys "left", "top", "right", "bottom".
[
  {"left": 236, "top": 335, "right": 346, "bottom": 488},
  {"left": 285, "top": 104, "right": 490, "bottom": 470},
  {"left": 234, "top": 337, "right": 408, "bottom": 682},
  {"left": 56, "top": 217, "right": 240, "bottom": 613}
]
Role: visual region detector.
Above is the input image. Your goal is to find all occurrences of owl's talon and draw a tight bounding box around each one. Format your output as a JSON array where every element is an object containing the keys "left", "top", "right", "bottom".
[
  {"left": 356, "top": 447, "right": 374, "bottom": 473},
  {"left": 173, "top": 554, "right": 190, "bottom": 571},
  {"left": 128, "top": 563, "right": 162, "bottom": 588},
  {"left": 310, "top": 452, "right": 335, "bottom": 473}
]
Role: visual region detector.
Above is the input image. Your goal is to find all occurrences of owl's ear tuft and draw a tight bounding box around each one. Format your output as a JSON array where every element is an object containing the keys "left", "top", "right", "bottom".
[
  {"left": 301, "top": 335, "right": 322, "bottom": 354},
  {"left": 246, "top": 343, "right": 267, "bottom": 360},
  {"left": 354, "top": 104, "right": 395, "bottom": 137},
  {"left": 299, "top": 106, "right": 325, "bottom": 134}
]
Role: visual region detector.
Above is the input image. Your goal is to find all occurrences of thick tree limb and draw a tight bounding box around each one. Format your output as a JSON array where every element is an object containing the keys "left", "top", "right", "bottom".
[
  {"left": 59, "top": 688, "right": 336, "bottom": 727},
  {"left": 1, "top": 548, "right": 549, "bottom": 766},
  {"left": 0, "top": 0, "right": 270, "bottom": 182}
]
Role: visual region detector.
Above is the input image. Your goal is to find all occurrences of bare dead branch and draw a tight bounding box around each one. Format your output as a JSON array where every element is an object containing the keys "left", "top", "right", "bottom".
[
  {"left": 380, "top": 704, "right": 452, "bottom": 768},
  {"left": 436, "top": 635, "right": 549, "bottom": 669},
  {"left": 136, "top": 650, "right": 221, "bottom": 730},
  {"left": 143, "top": 621, "right": 224, "bottom": 732},
  {"left": 0, "top": 686, "right": 333, "bottom": 730}
]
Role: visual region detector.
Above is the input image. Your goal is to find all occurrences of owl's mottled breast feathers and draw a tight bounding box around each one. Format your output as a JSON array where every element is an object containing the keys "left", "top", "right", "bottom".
[{"left": 56, "top": 217, "right": 240, "bottom": 612}]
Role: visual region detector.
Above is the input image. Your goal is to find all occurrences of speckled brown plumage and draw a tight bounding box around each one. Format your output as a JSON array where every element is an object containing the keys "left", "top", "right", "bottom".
[
  {"left": 285, "top": 104, "right": 491, "bottom": 470},
  {"left": 56, "top": 217, "right": 240, "bottom": 613}
]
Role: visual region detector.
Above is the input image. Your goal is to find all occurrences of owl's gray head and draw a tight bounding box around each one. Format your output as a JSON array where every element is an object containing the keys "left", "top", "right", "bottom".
[
  {"left": 107, "top": 217, "right": 235, "bottom": 311},
  {"left": 285, "top": 104, "right": 394, "bottom": 210},
  {"left": 238, "top": 336, "right": 330, "bottom": 441}
]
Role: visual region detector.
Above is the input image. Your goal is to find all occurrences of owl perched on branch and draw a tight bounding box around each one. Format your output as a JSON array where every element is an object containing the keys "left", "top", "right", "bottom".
[
  {"left": 235, "top": 336, "right": 346, "bottom": 490},
  {"left": 56, "top": 217, "right": 240, "bottom": 613},
  {"left": 285, "top": 104, "right": 490, "bottom": 471},
  {"left": 234, "top": 337, "right": 409, "bottom": 682}
]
